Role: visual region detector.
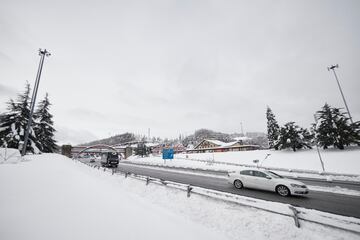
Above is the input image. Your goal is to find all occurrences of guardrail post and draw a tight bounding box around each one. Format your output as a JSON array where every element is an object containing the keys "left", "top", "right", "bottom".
[
  {"left": 187, "top": 185, "right": 193, "bottom": 198},
  {"left": 125, "top": 172, "right": 129, "bottom": 178},
  {"left": 112, "top": 168, "right": 116, "bottom": 175},
  {"left": 160, "top": 179, "right": 167, "bottom": 185},
  {"left": 289, "top": 206, "right": 300, "bottom": 228},
  {"left": 146, "top": 176, "right": 150, "bottom": 185}
]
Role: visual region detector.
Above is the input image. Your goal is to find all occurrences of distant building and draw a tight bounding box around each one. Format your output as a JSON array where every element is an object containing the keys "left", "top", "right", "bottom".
[
  {"left": 151, "top": 143, "right": 186, "bottom": 154},
  {"left": 187, "top": 139, "right": 259, "bottom": 153}
]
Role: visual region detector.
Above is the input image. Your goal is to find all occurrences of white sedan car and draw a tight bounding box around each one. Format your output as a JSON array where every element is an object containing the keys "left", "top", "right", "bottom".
[{"left": 228, "top": 169, "right": 309, "bottom": 197}]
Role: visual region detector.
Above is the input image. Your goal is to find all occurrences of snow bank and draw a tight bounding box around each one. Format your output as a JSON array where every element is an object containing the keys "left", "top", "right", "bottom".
[
  {"left": 0, "top": 148, "right": 22, "bottom": 164},
  {"left": 177, "top": 147, "right": 360, "bottom": 175},
  {"left": 0, "top": 154, "right": 223, "bottom": 240}
]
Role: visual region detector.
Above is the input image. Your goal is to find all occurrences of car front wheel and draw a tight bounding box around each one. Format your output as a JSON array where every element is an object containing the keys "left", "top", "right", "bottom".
[
  {"left": 276, "top": 185, "right": 290, "bottom": 197},
  {"left": 234, "top": 179, "right": 243, "bottom": 189}
]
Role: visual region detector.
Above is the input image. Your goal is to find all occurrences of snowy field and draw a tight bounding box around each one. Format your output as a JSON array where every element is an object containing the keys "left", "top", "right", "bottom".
[
  {"left": 125, "top": 147, "right": 360, "bottom": 179},
  {"left": 177, "top": 147, "right": 360, "bottom": 175},
  {"left": 1, "top": 152, "right": 359, "bottom": 240}
]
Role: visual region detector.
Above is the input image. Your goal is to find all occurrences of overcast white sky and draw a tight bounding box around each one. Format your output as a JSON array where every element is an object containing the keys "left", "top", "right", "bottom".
[{"left": 1, "top": 0, "right": 360, "bottom": 144}]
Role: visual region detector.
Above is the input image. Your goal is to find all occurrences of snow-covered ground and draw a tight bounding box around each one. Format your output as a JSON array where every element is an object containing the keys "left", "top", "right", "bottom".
[
  {"left": 124, "top": 147, "right": 360, "bottom": 181},
  {"left": 0, "top": 147, "right": 22, "bottom": 164},
  {"left": 0, "top": 153, "right": 222, "bottom": 240},
  {"left": 1, "top": 153, "right": 359, "bottom": 240},
  {"left": 179, "top": 147, "right": 360, "bottom": 175}
]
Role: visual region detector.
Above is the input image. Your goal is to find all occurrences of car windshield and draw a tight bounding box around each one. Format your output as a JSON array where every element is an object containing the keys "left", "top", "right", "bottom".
[
  {"left": 108, "top": 152, "right": 119, "bottom": 160},
  {"left": 266, "top": 171, "right": 284, "bottom": 179}
]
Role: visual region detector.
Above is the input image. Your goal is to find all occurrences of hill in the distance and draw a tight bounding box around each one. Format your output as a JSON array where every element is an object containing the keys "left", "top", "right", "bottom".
[
  {"left": 79, "top": 129, "right": 268, "bottom": 148},
  {"left": 80, "top": 132, "right": 136, "bottom": 146}
]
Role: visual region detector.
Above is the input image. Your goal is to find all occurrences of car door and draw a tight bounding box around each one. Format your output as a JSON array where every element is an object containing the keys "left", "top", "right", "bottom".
[
  {"left": 239, "top": 170, "right": 257, "bottom": 188},
  {"left": 251, "top": 170, "right": 274, "bottom": 191}
]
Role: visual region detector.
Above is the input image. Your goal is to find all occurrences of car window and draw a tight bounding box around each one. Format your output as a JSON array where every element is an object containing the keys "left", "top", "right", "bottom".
[
  {"left": 266, "top": 171, "right": 283, "bottom": 179},
  {"left": 240, "top": 170, "right": 253, "bottom": 176},
  {"left": 253, "top": 171, "right": 268, "bottom": 178}
]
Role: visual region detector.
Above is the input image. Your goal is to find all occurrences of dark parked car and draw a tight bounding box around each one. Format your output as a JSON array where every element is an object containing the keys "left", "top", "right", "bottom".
[{"left": 100, "top": 152, "right": 119, "bottom": 168}]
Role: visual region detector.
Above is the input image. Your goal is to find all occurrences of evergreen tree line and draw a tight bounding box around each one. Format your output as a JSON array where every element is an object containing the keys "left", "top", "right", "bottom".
[
  {"left": 266, "top": 104, "right": 360, "bottom": 151},
  {"left": 0, "top": 83, "right": 57, "bottom": 153}
]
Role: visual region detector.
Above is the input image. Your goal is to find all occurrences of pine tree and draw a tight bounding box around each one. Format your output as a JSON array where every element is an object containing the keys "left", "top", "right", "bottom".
[
  {"left": 33, "top": 93, "right": 57, "bottom": 153},
  {"left": 266, "top": 106, "right": 280, "bottom": 149},
  {"left": 0, "top": 83, "right": 40, "bottom": 153},
  {"left": 314, "top": 103, "right": 360, "bottom": 149},
  {"left": 274, "top": 122, "right": 313, "bottom": 152}
]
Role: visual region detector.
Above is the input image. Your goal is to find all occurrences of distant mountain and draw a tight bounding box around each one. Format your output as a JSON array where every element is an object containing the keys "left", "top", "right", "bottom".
[
  {"left": 80, "top": 132, "right": 136, "bottom": 146},
  {"left": 182, "top": 129, "right": 233, "bottom": 147},
  {"left": 79, "top": 129, "right": 269, "bottom": 148}
]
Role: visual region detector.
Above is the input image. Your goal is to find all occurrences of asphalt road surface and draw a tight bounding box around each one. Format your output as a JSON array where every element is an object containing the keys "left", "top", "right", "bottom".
[
  {"left": 116, "top": 162, "right": 360, "bottom": 218},
  {"left": 119, "top": 161, "right": 360, "bottom": 191}
]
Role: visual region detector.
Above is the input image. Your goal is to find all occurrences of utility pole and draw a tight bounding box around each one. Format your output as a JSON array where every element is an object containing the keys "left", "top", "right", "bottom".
[
  {"left": 327, "top": 64, "right": 354, "bottom": 124},
  {"left": 22, "top": 49, "right": 51, "bottom": 156}
]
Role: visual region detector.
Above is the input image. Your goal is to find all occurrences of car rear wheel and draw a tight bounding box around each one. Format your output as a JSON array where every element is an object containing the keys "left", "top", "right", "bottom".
[
  {"left": 234, "top": 179, "right": 243, "bottom": 189},
  {"left": 276, "top": 185, "right": 290, "bottom": 197}
]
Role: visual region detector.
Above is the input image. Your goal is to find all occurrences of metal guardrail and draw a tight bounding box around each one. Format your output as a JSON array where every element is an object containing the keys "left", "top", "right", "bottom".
[{"left": 74, "top": 158, "right": 360, "bottom": 235}]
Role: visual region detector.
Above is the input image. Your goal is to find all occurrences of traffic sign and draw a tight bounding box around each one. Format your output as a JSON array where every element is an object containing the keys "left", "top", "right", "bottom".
[{"left": 162, "top": 148, "right": 174, "bottom": 160}]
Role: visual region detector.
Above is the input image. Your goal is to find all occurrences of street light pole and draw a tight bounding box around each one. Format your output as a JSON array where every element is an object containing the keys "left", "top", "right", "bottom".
[
  {"left": 21, "top": 49, "right": 51, "bottom": 156},
  {"left": 327, "top": 64, "right": 354, "bottom": 124},
  {"left": 313, "top": 114, "right": 325, "bottom": 172}
]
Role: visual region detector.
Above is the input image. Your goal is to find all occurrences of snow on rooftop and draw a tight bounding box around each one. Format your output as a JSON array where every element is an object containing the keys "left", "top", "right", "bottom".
[
  {"left": 196, "top": 139, "right": 257, "bottom": 149},
  {"left": 204, "top": 139, "right": 226, "bottom": 146}
]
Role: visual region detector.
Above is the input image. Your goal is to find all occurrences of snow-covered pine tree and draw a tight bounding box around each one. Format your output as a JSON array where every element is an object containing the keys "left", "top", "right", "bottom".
[
  {"left": 314, "top": 103, "right": 360, "bottom": 149},
  {"left": 33, "top": 93, "right": 57, "bottom": 153},
  {"left": 266, "top": 106, "right": 280, "bottom": 149},
  {"left": 0, "top": 83, "right": 40, "bottom": 153},
  {"left": 274, "top": 122, "right": 313, "bottom": 152}
]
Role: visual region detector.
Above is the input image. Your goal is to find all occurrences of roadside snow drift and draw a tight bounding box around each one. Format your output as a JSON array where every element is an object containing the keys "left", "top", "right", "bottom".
[
  {"left": 0, "top": 154, "right": 222, "bottom": 240},
  {"left": 176, "top": 148, "right": 360, "bottom": 175}
]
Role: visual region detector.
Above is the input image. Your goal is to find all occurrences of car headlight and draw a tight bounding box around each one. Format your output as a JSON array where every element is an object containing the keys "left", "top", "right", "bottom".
[{"left": 290, "top": 183, "right": 304, "bottom": 188}]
